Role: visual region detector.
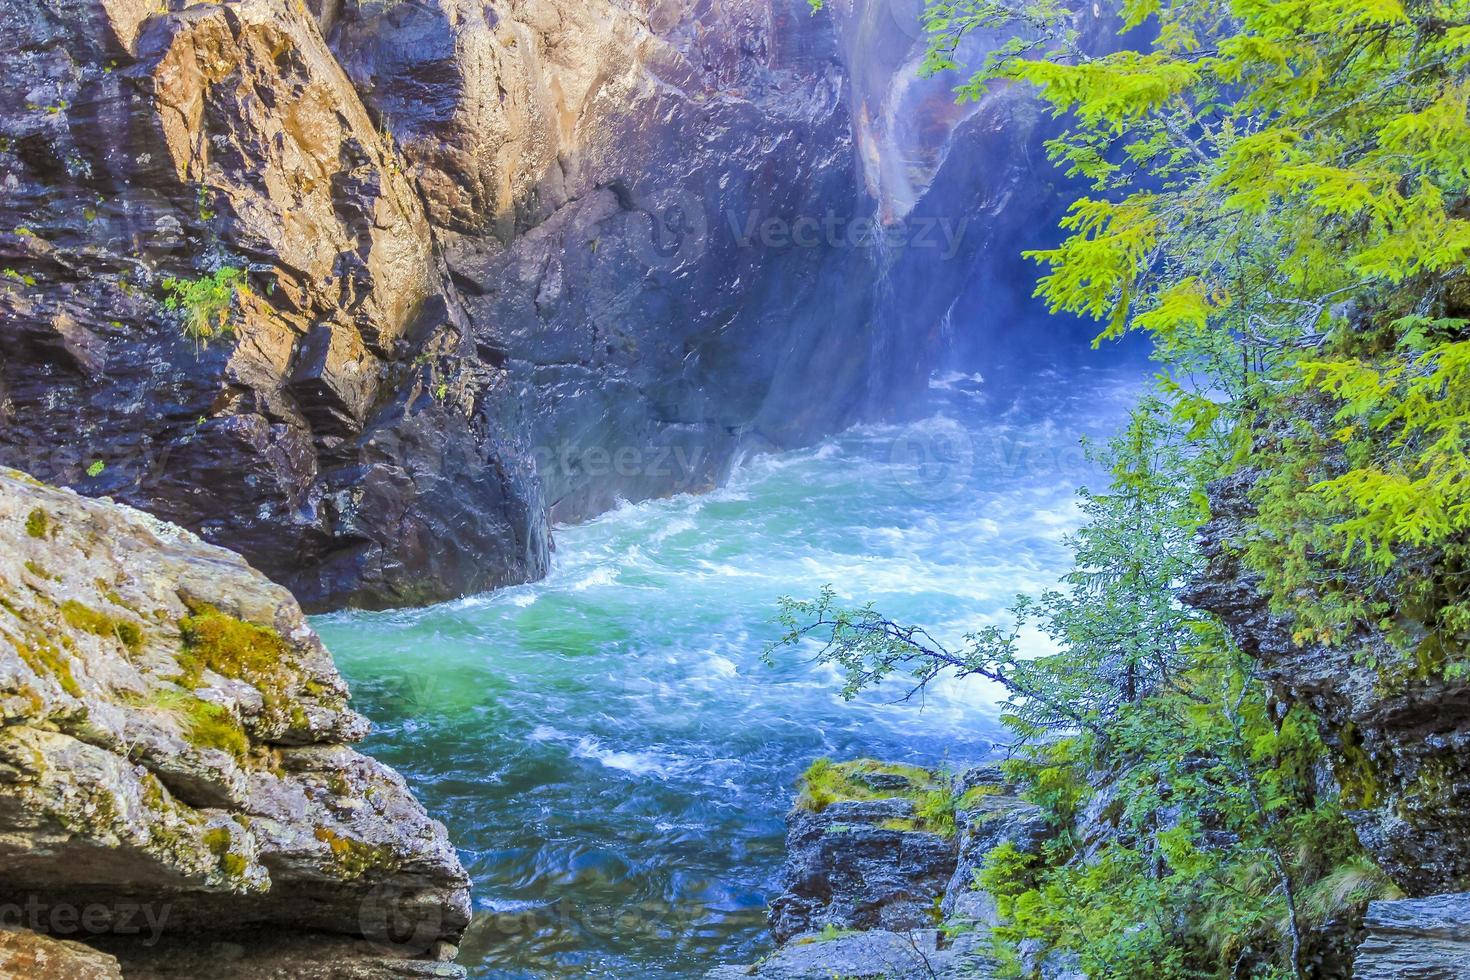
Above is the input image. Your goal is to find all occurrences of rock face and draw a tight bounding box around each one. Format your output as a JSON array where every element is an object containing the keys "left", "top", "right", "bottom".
[
  {"left": 1185, "top": 470, "right": 1470, "bottom": 897},
  {"left": 716, "top": 764, "right": 1049, "bottom": 980},
  {"left": 0, "top": 0, "right": 548, "bottom": 612},
  {"left": 0, "top": 930, "right": 124, "bottom": 980},
  {"left": 0, "top": 0, "right": 933, "bottom": 611},
  {"left": 0, "top": 468, "right": 469, "bottom": 973},
  {"left": 1353, "top": 893, "right": 1470, "bottom": 979},
  {"left": 0, "top": 0, "right": 1084, "bottom": 612},
  {"left": 329, "top": 0, "right": 907, "bottom": 524},
  {"left": 769, "top": 796, "right": 958, "bottom": 944},
  {"left": 827, "top": 0, "right": 1120, "bottom": 391}
]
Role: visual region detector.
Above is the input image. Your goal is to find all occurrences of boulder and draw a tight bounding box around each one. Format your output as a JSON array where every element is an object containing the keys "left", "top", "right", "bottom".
[
  {"left": 0, "top": 930, "right": 123, "bottom": 980},
  {"left": 0, "top": 469, "right": 469, "bottom": 974},
  {"left": 941, "top": 769, "right": 1049, "bottom": 923},
  {"left": 720, "top": 761, "right": 1054, "bottom": 979},
  {"left": 768, "top": 797, "right": 958, "bottom": 944},
  {"left": 0, "top": 0, "right": 548, "bottom": 612}
]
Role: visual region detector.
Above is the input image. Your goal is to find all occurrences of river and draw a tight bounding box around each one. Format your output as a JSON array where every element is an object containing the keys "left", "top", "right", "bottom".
[{"left": 314, "top": 359, "right": 1141, "bottom": 978}]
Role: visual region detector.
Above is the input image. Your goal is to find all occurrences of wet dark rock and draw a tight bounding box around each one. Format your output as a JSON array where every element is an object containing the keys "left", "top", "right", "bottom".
[
  {"left": 1353, "top": 892, "right": 1470, "bottom": 979},
  {"left": 328, "top": 0, "right": 919, "bottom": 525},
  {"left": 1185, "top": 470, "right": 1470, "bottom": 896},
  {"left": 732, "top": 763, "right": 1053, "bottom": 979},
  {"left": 769, "top": 797, "right": 957, "bottom": 944},
  {"left": 0, "top": 0, "right": 547, "bottom": 612},
  {"left": 942, "top": 777, "right": 1049, "bottom": 922},
  {"left": 707, "top": 930, "right": 952, "bottom": 980}
]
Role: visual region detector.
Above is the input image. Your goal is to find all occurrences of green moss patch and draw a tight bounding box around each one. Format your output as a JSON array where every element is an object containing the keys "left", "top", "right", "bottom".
[
  {"left": 203, "top": 824, "right": 251, "bottom": 878},
  {"left": 202, "top": 826, "right": 232, "bottom": 856},
  {"left": 796, "top": 757, "right": 958, "bottom": 836},
  {"left": 10, "top": 631, "right": 81, "bottom": 697},
  {"left": 313, "top": 827, "right": 400, "bottom": 878},
  {"left": 60, "top": 600, "right": 143, "bottom": 654},
  {"left": 957, "top": 784, "right": 1002, "bottom": 810},
  {"left": 178, "top": 603, "right": 293, "bottom": 687},
  {"left": 794, "top": 924, "right": 862, "bottom": 946},
  {"left": 148, "top": 688, "right": 251, "bottom": 760},
  {"left": 23, "top": 560, "right": 55, "bottom": 581},
  {"left": 24, "top": 508, "right": 48, "bottom": 538},
  {"left": 1332, "top": 723, "right": 1380, "bottom": 809}
]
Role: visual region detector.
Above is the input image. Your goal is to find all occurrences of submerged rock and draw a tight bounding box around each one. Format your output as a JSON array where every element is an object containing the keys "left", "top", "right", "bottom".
[
  {"left": 0, "top": 469, "right": 469, "bottom": 974},
  {"left": 707, "top": 929, "right": 953, "bottom": 980}
]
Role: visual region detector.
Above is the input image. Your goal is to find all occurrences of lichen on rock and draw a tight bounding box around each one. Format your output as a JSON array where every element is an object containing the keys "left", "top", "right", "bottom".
[{"left": 0, "top": 468, "right": 469, "bottom": 974}]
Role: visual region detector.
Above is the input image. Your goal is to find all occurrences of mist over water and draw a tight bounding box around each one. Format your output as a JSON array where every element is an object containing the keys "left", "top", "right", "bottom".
[{"left": 315, "top": 359, "right": 1143, "bottom": 978}]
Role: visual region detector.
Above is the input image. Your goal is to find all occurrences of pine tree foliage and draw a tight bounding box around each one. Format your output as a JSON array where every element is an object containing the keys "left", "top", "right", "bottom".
[{"left": 924, "top": 0, "right": 1470, "bottom": 613}]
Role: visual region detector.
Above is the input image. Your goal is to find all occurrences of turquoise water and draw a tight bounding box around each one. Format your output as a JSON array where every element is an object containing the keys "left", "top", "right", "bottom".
[{"left": 314, "top": 363, "right": 1139, "bottom": 979}]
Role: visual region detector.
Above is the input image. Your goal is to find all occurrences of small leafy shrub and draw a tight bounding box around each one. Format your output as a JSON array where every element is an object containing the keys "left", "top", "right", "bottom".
[{"left": 162, "top": 267, "right": 245, "bottom": 344}]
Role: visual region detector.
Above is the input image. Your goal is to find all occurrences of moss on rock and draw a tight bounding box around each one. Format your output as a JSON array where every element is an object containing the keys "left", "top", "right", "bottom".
[
  {"left": 313, "top": 827, "right": 401, "bottom": 878},
  {"left": 59, "top": 600, "right": 143, "bottom": 654},
  {"left": 146, "top": 688, "right": 252, "bottom": 760},
  {"left": 797, "top": 758, "right": 959, "bottom": 837},
  {"left": 177, "top": 603, "right": 292, "bottom": 688},
  {"left": 12, "top": 633, "right": 82, "bottom": 697}
]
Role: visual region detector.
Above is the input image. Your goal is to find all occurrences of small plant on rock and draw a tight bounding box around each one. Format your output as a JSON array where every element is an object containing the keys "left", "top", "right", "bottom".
[{"left": 162, "top": 267, "right": 245, "bottom": 345}]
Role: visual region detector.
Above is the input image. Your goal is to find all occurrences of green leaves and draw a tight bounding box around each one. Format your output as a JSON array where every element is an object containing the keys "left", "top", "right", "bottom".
[{"left": 162, "top": 267, "right": 246, "bottom": 345}]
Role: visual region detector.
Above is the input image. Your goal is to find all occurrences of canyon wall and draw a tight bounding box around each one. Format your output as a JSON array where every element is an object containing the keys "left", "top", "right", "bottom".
[
  {"left": 0, "top": 0, "right": 548, "bottom": 612},
  {"left": 325, "top": 0, "right": 908, "bottom": 524},
  {"left": 0, "top": 0, "right": 1073, "bottom": 611}
]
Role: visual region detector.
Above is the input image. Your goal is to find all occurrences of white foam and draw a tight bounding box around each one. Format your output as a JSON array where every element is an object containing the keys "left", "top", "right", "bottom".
[{"left": 570, "top": 737, "right": 691, "bottom": 779}]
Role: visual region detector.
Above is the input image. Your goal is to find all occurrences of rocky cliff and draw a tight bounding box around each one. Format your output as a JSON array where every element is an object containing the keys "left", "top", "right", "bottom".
[
  {"left": 0, "top": 467, "right": 469, "bottom": 975},
  {"left": 0, "top": 0, "right": 926, "bottom": 611},
  {"left": 0, "top": 0, "right": 1081, "bottom": 612},
  {"left": 0, "top": 0, "right": 548, "bottom": 613},
  {"left": 1185, "top": 469, "right": 1470, "bottom": 978},
  {"left": 330, "top": 0, "right": 909, "bottom": 524},
  {"left": 1186, "top": 471, "right": 1470, "bottom": 900}
]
